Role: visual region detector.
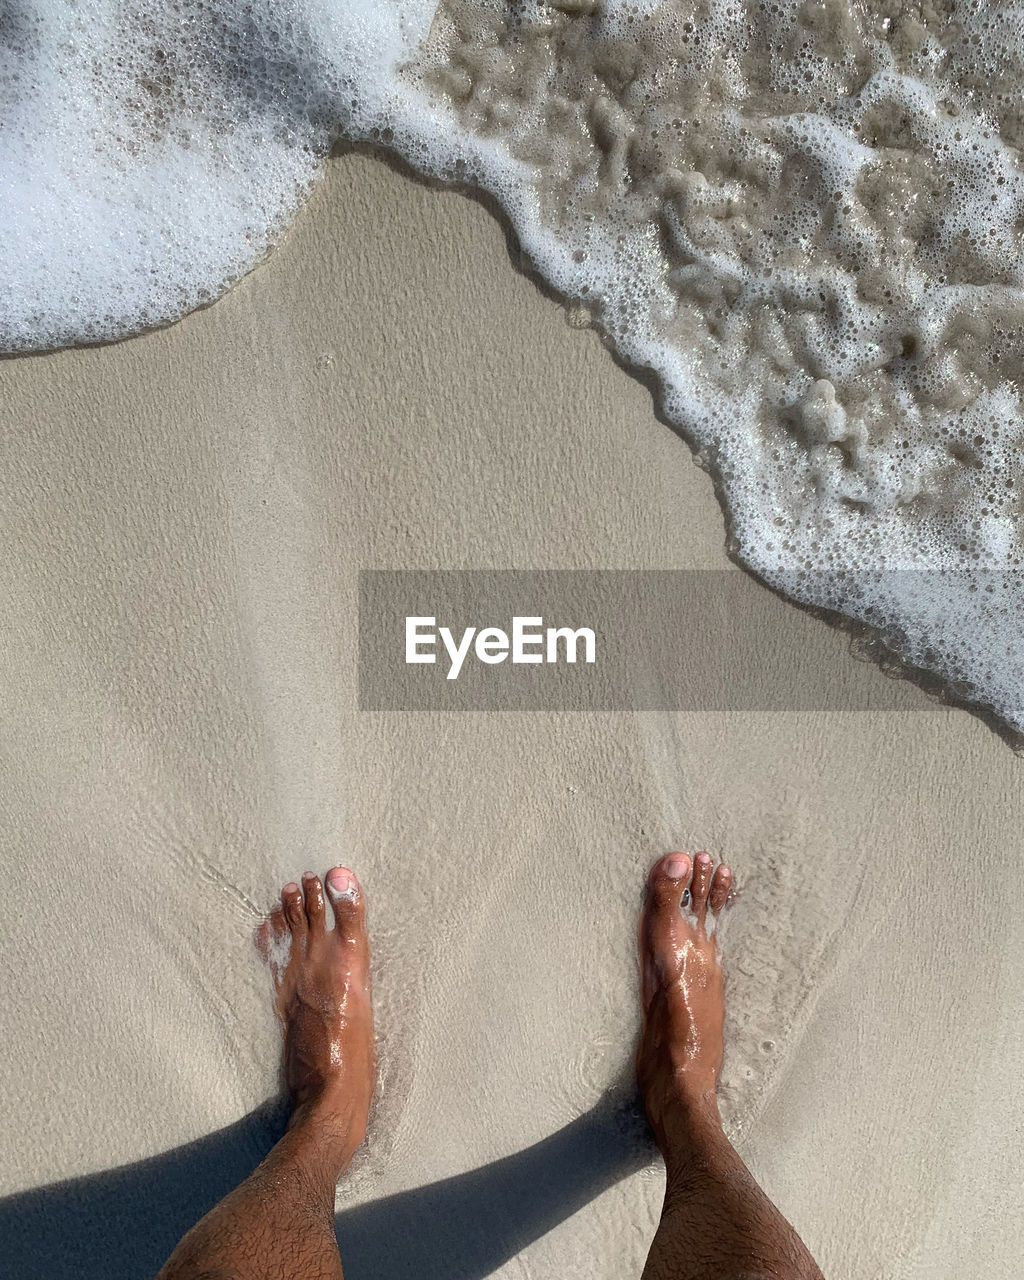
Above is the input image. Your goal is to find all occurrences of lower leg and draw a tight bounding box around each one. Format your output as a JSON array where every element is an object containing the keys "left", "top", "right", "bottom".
[
  {"left": 637, "top": 853, "right": 823, "bottom": 1280},
  {"left": 158, "top": 1105, "right": 348, "bottom": 1280},
  {"left": 159, "top": 869, "right": 376, "bottom": 1280}
]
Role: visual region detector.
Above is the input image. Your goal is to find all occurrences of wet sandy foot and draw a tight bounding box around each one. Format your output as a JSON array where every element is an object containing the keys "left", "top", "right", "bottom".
[
  {"left": 256, "top": 867, "right": 376, "bottom": 1178},
  {"left": 636, "top": 855, "right": 826, "bottom": 1280},
  {"left": 637, "top": 851, "right": 734, "bottom": 1160}
]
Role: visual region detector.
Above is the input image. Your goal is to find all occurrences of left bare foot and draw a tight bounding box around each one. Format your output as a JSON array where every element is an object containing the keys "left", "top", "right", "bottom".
[
  {"left": 636, "top": 851, "right": 733, "bottom": 1160},
  {"left": 256, "top": 867, "right": 376, "bottom": 1178}
]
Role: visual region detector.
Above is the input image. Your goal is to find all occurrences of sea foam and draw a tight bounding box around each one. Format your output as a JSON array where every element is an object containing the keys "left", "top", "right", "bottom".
[{"left": 3, "top": 1, "right": 1024, "bottom": 734}]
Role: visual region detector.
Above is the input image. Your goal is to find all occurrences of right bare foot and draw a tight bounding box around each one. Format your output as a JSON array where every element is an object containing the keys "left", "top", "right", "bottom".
[
  {"left": 256, "top": 867, "right": 376, "bottom": 1179},
  {"left": 636, "top": 854, "right": 825, "bottom": 1280},
  {"left": 637, "top": 852, "right": 734, "bottom": 1162}
]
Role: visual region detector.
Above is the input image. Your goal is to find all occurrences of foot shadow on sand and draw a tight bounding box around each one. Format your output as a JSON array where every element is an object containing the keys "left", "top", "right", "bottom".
[{"left": 0, "top": 1089, "right": 653, "bottom": 1279}]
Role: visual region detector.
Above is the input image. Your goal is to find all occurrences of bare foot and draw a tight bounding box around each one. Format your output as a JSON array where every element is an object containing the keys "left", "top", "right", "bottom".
[
  {"left": 637, "top": 851, "right": 733, "bottom": 1163},
  {"left": 256, "top": 867, "right": 376, "bottom": 1179},
  {"left": 636, "top": 854, "right": 825, "bottom": 1279}
]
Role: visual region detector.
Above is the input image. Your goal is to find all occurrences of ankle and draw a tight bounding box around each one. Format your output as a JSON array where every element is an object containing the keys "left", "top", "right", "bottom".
[
  {"left": 652, "top": 1082, "right": 733, "bottom": 1183},
  {"left": 286, "top": 1094, "right": 364, "bottom": 1182}
]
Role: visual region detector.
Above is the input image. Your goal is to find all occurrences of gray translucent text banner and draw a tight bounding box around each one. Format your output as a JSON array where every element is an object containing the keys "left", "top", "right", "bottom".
[{"left": 357, "top": 569, "right": 938, "bottom": 712}]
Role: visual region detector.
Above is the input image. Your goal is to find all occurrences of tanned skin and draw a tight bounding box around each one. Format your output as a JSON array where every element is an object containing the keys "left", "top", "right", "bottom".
[
  {"left": 158, "top": 855, "right": 823, "bottom": 1280},
  {"left": 637, "top": 851, "right": 824, "bottom": 1280}
]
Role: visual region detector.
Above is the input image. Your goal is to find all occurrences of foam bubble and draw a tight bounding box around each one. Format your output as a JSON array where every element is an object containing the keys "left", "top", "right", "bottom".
[
  {"left": 266, "top": 928, "right": 292, "bottom": 986},
  {"left": 4, "top": 0, "right": 1024, "bottom": 734}
]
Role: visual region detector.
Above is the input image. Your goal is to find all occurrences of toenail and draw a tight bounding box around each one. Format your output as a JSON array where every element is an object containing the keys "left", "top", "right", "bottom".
[
  {"left": 283, "top": 882, "right": 299, "bottom": 894},
  {"left": 327, "top": 870, "right": 354, "bottom": 898},
  {"left": 664, "top": 855, "right": 688, "bottom": 879}
]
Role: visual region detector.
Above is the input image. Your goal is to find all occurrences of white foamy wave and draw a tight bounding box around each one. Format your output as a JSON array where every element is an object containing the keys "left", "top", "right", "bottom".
[
  {"left": 0, "top": 0, "right": 433, "bottom": 349},
  {"left": 4, "top": 0, "right": 1024, "bottom": 734}
]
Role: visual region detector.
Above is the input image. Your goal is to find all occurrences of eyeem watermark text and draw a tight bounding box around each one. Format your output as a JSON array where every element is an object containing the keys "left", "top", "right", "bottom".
[{"left": 406, "top": 616, "right": 596, "bottom": 680}]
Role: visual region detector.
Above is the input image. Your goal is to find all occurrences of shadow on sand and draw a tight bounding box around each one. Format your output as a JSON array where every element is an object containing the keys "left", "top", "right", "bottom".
[{"left": 0, "top": 1090, "right": 655, "bottom": 1279}]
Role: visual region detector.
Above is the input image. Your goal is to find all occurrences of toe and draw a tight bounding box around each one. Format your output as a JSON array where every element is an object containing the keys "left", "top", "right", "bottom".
[
  {"left": 302, "top": 873, "right": 326, "bottom": 934},
  {"left": 255, "top": 906, "right": 293, "bottom": 984},
  {"left": 691, "top": 851, "right": 713, "bottom": 927},
  {"left": 639, "top": 854, "right": 692, "bottom": 1008},
  {"left": 647, "top": 853, "right": 692, "bottom": 905},
  {"left": 326, "top": 867, "right": 368, "bottom": 948},
  {"left": 709, "top": 863, "right": 733, "bottom": 916},
  {"left": 256, "top": 905, "right": 289, "bottom": 955},
  {"left": 254, "top": 918, "right": 273, "bottom": 960},
  {"left": 281, "top": 882, "right": 307, "bottom": 938}
]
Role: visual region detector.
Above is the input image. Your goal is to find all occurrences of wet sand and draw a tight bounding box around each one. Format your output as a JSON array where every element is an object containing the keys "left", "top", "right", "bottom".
[{"left": 1, "top": 149, "right": 1022, "bottom": 1279}]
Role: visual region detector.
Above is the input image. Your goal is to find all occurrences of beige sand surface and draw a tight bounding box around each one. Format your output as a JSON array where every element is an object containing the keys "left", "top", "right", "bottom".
[{"left": 1, "top": 149, "right": 1023, "bottom": 1279}]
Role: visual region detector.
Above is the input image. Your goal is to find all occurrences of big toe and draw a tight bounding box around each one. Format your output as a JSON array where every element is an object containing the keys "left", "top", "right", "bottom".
[
  {"left": 326, "top": 867, "right": 368, "bottom": 953},
  {"left": 640, "top": 853, "right": 692, "bottom": 1009}
]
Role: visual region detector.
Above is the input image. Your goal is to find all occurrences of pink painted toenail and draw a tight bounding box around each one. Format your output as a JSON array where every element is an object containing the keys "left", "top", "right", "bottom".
[
  {"left": 664, "top": 855, "right": 688, "bottom": 879},
  {"left": 327, "top": 870, "right": 354, "bottom": 898}
]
